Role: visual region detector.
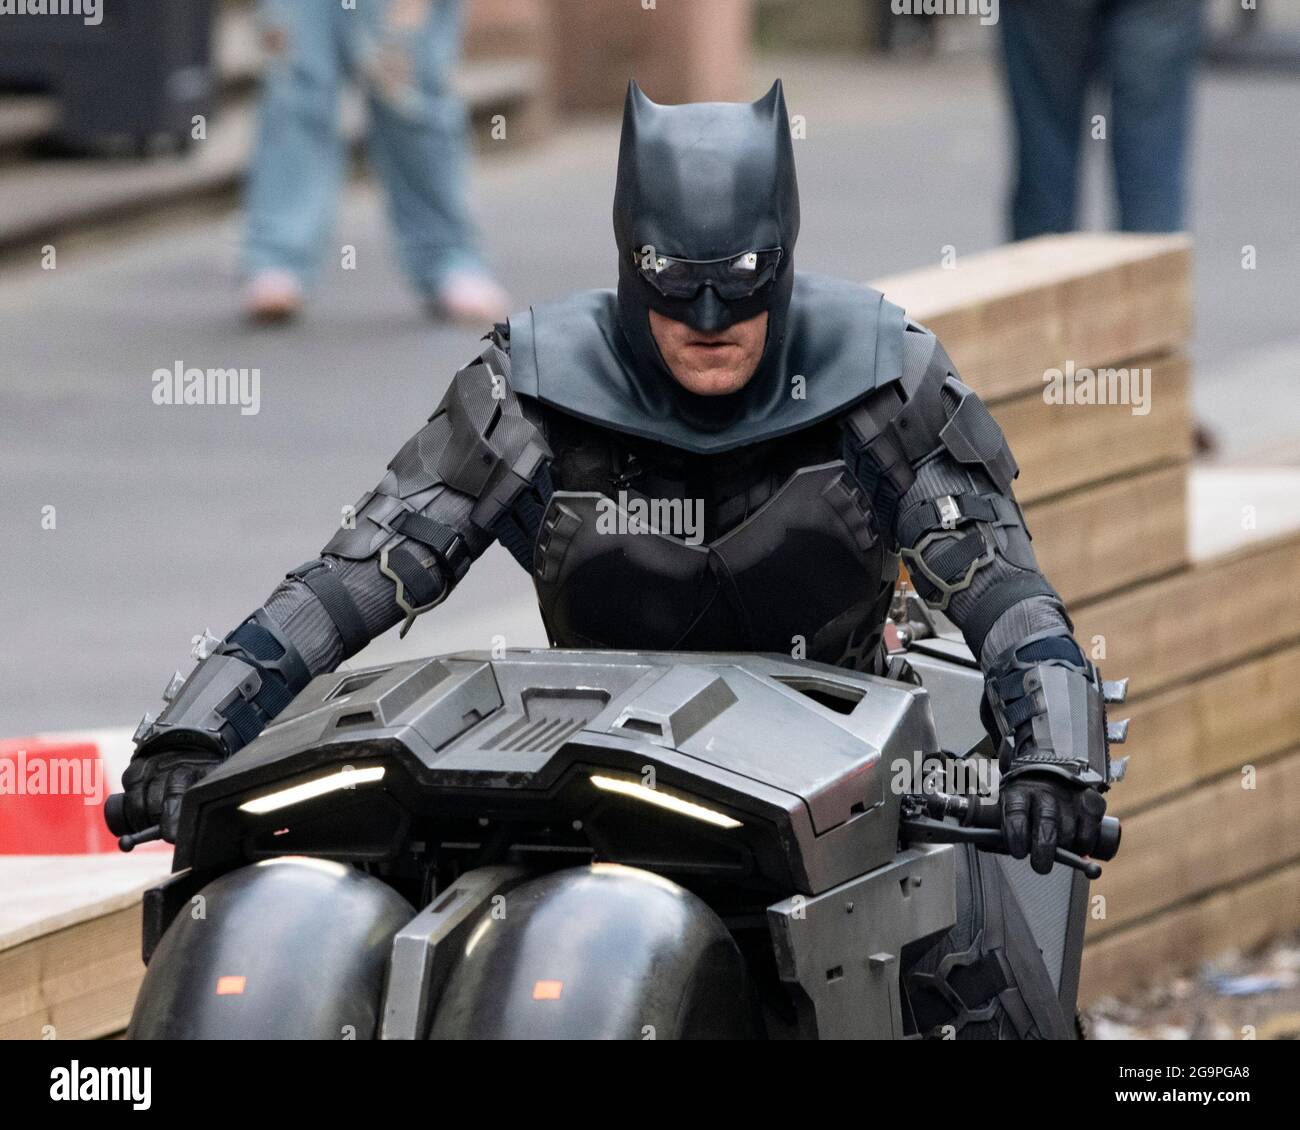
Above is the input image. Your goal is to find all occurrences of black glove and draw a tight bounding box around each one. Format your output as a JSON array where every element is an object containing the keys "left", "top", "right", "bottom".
[
  {"left": 121, "top": 745, "right": 222, "bottom": 843},
  {"left": 1001, "top": 772, "right": 1106, "bottom": 875}
]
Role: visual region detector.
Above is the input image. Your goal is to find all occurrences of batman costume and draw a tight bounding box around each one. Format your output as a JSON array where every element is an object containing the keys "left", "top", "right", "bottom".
[{"left": 121, "top": 81, "right": 1115, "bottom": 1038}]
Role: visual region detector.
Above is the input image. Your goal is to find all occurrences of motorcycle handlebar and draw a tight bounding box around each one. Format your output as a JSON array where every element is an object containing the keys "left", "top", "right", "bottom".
[
  {"left": 903, "top": 790, "right": 1121, "bottom": 880},
  {"left": 936, "top": 792, "right": 1121, "bottom": 861}
]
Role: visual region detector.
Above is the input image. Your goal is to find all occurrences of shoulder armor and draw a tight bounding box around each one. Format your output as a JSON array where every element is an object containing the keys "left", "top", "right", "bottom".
[
  {"left": 433, "top": 344, "right": 552, "bottom": 530},
  {"left": 842, "top": 322, "right": 1018, "bottom": 501},
  {"left": 938, "top": 376, "right": 1018, "bottom": 494},
  {"left": 322, "top": 341, "right": 550, "bottom": 561}
]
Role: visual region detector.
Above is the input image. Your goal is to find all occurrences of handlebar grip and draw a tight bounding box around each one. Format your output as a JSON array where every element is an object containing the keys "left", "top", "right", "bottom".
[
  {"left": 1092, "top": 815, "right": 1121, "bottom": 861},
  {"left": 104, "top": 791, "right": 129, "bottom": 836}
]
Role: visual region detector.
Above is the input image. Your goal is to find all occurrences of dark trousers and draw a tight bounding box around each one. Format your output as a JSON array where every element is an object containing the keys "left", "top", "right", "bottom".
[{"left": 1000, "top": 0, "right": 1206, "bottom": 238}]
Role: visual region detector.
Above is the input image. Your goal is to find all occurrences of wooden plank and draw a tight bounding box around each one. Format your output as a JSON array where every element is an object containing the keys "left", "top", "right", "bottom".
[
  {"left": 1072, "top": 529, "right": 1300, "bottom": 700},
  {"left": 1080, "top": 860, "right": 1300, "bottom": 1005},
  {"left": 1026, "top": 463, "right": 1187, "bottom": 606},
  {"left": 0, "top": 904, "right": 143, "bottom": 1040},
  {"left": 872, "top": 233, "right": 1192, "bottom": 404},
  {"left": 0, "top": 856, "right": 165, "bottom": 1040},
  {"left": 0, "top": 855, "right": 171, "bottom": 952},
  {"left": 1089, "top": 747, "right": 1300, "bottom": 937},
  {"left": 995, "top": 353, "right": 1192, "bottom": 506},
  {"left": 1111, "top": 644, "right": 1300, "bottom": 816}
]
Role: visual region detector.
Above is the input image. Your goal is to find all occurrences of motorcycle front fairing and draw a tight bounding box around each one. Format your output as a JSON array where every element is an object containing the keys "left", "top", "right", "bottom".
[{"left": 171, "top": 649, "right": 942, "bottom": 896}]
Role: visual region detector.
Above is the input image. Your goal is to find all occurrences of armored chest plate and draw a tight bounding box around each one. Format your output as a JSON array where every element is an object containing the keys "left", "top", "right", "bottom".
[{"left": 533, "top": 461, "right": 899, "bottom": 670}]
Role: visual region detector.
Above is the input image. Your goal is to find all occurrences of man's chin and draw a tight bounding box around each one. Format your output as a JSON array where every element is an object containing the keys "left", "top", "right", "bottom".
[{"left": 676, "top": 367, "right": 754, "bottom": 397}]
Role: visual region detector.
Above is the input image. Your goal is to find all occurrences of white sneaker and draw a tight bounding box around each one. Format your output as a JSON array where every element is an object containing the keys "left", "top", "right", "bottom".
[
  {"left": 245, "top": 269, "right": 304, "bottom": 324},
  {"left": 429, "top": 271, "right": 511, "bottom": 326}
]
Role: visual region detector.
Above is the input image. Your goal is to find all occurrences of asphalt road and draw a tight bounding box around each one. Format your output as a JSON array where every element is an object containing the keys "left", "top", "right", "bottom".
[{"left": 3, "top": 50, "right": 1298, "bottom": 734}]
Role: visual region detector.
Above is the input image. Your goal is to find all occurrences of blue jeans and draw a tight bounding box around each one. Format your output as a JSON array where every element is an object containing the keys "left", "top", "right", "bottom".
[
  {"left": 244, "top": 0, "right": 484, "bottom": 294},
  {"left": 999, "top": 0, "right": 1206, "bottom": 238}
]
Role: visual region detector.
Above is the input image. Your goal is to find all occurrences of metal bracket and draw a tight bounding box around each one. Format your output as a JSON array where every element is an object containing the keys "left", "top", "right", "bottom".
[
  {"left": 379, "top": 544, "right": 451, "bottom": 638},
  {"left": 900, "top": 523, "right": 995, "bottom": 612},
  {"left": 767, "top": 845, "right": 956, "bottom": 1039},
  {"left": 380, "top": 865, "right": 529, "bottom": 1039}
]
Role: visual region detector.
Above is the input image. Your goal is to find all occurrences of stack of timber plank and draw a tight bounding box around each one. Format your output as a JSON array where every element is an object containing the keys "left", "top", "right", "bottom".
[
  {"left": 876, "top": 233, "right": 1300, "bottom": 1004},
  {"left": 0, "top": 853, "right": 172, "bottom": 1040}
]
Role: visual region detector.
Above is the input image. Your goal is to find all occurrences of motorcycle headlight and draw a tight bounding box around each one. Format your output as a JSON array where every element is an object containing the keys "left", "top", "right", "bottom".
[
  {"left": 589, "top": 773, "right": 742, "bottom": 829},
  {"left": 238, "top": 765, "right": 386, "bottom": 815}
]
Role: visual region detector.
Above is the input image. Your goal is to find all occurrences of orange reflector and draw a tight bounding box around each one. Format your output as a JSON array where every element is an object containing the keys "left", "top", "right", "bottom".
[
  {"left": 216, "top": 975, "right": 246, "bottom": 996},
  {"left": 532, "top": 979, "right": 563, "bottom": 1001}
]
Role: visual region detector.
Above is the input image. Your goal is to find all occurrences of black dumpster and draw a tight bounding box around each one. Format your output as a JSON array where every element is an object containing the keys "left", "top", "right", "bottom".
[{"left": 0, "top": 0, "right": 217, "bottom": 153}]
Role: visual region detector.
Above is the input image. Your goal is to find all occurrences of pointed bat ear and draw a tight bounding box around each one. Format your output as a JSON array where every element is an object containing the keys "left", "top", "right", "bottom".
[
  {"left": 623, "top": 79, "right": 656, "bottom": 137},
  {"left": 626, "top": 79, "right": 656, "bottom": 112},
  {"left": 622, "top": 80, "right": 640, "bottom": 142},
  {"left": 754, "top": 79, "right": 786, "bottom": 117}
]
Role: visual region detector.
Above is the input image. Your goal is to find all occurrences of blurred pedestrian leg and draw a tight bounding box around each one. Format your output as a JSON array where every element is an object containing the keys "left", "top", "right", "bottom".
[
  {"left": 347, "top": 0, "right": 502, "bottom": 310},
  {"left": 999, "top": 0, "right": 1205, "bottom": 240},
  {"left": 244, "top": 1, "right": 345, "bottom": 312},
  {"left": 1101, "top": 0, "right": 1204, "bottom": 232},
  {"left": 243, "top": 0, "right": 507, "bottom": 323},
  {"left": 999, "top": 0, "right": 1095, "bottom": 238}
]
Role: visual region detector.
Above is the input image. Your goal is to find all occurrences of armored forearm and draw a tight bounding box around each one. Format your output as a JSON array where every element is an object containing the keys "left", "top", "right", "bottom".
[
  {"left": 132, "top": 611, "right": 311, "bottom": 760},
  {"left": 845, "top": 321, "right": 1124, "bottom": 790},
  {"left": 134, "top": 338, "right": 551, "bottom": 761},
  {"left": 887, "top": 446, "right": 1108, "bottom": 781},
  {"left": 133, "top": 482, "right": 486, "bottom": 762},
  {"left": 892, "top": 456, "right": 1118, "bottom": 788}
]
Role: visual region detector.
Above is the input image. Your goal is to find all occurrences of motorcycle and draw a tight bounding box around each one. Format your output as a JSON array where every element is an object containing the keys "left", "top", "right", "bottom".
[{"left": 105, "top": 598, "right": 1123, "bottom": 1039}]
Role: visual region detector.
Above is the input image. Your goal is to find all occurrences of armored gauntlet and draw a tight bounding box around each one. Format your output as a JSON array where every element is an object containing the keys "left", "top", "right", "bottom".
[{"left": 982, "top": 632, "right": 1127, "bottom": 873}]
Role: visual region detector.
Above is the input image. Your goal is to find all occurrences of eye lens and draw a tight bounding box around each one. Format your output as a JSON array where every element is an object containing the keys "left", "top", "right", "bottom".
[
  {"left": 636, "top": 248, "right": 781, "bottom": 298},
  {"left": 654, "top": 258, "right": 694, "bottom": 287}
]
